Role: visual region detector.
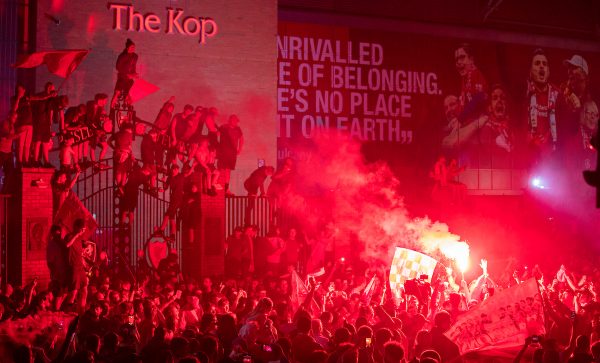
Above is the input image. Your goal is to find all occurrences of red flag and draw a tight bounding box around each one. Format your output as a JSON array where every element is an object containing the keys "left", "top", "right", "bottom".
[
  {"left": 129, "top": 78, "right": 160, "bottom": 103},
  {"left": 361, "top": 275, "right": 379, "bottom": 305},
  {"left": 13, "top": 49, "right": 89, "bottom": 78},
  {"left": 290, "top": 270, "right": 321, "bottom": 315},
  {"left": 54, "top": 192, "right": 98, "bottom": 239},
  {"left": 290, "top": 269, "right": 308, "bottom": 313}
]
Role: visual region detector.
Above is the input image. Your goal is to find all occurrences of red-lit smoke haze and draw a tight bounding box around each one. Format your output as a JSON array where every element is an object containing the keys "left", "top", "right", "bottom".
[{"left": 279, "top": 132, "right": 469, "bottom": 270}]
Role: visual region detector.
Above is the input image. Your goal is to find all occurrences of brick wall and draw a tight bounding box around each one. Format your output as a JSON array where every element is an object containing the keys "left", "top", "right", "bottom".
[
  {"left": 35, "top": 0, "right": 277, "bottom": 195},
  {"left": 8, "top": 168, "right": 54, "bottom": 287}
]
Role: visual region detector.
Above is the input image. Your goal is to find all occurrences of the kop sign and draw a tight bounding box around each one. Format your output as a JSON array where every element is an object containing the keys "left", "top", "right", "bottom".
[{"left": 108, "top": 3, "right": 218, "bottom": 44}]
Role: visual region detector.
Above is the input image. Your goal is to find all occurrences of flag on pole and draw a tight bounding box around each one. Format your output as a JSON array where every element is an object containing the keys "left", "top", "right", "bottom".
[
  {"left": 290, "top": 269, "right": 321, "bottom": 314},
  {"left": 13, "top": 49, "right": 89, "bottom": 78},
  {"left": 129, "top": 78, "right": 160, "bottom": 103},
  {"left": 388, "top": 247, "right": 439, "bottom": 299},
  {"left": 290, "top": 269, "right": 310, "bottom": 313}
]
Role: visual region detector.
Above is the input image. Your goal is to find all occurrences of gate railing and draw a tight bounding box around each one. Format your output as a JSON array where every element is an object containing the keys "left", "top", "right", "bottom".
[
  {"left": 224, "top": 196, "right": 296, "bottom": 237},
  {"left": 73, "top": 160, "right": 293, "bottom": 268},
  {"left": 225, "top": 196, "right": 272, "bottom": 237},
  {"left": 72, "top": 158, "right": 181, "bottom": 268}
]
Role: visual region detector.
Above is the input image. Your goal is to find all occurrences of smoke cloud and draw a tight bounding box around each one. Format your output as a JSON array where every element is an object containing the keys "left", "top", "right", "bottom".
[{"left": 279, "top": 132, "right": 469, "bottom": 270}]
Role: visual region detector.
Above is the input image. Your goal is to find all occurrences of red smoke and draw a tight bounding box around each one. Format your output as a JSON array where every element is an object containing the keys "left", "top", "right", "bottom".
[{"left": 280, "top": 132, "right": 469, "bottom": 270}]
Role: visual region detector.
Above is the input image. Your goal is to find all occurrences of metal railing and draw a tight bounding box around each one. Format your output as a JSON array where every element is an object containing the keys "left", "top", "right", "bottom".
[
  {"left": 225, "top": 196, "right": 272, "bottom": 237},
  {"left": 72, "top": 158, "right": 181, "bottom": 267}
]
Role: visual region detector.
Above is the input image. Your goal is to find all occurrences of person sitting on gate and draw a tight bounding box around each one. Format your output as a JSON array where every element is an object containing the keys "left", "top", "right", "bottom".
[
  {"left": 193, "top": 137, "right": 218, "bottom": 196},
  {"left": 109, "top": 123, "right": 135, "bottom": 195}
]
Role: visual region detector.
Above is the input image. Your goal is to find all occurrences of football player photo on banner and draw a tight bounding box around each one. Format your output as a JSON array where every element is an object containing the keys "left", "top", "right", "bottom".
[{"left": 277, "top": 21, "right": 600, "bottom": 194}]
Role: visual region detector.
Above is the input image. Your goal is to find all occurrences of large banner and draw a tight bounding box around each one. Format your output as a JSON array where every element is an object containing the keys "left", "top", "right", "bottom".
[
  {"left": 277, "top": 22, "right": 600, "bottom": 193},
  {"left": 445, "top": 278, "right": 545, "bottom": 355}
]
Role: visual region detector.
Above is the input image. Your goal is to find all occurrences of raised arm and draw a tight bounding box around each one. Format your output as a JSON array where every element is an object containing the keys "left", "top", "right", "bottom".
[
  {"left": 170, "top": 118, "right": 178, "bottom": 145},
  {"left": 66, "top": 227, "right": 86, "bottom": 248},
  {"left": 68, "top": 171, "right": 81, "bottom": 189},
  {"left": 29, "top": 91, "right": 56, "bottom": 101},
  {"left": 469, "top": 259, "right": 490, "bottom": 302},
  {"left": 460, "top": 279, "right": 471, "bottom": 303},
  {"left": 237, "top": 134, "right": 244, "bottom": 155},
  {"left": 10, "top": 89, "right": 25, "bottom": 113}
]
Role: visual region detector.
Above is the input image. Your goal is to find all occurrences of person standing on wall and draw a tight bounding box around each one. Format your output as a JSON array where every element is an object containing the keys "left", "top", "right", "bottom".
[
  {"left": 243, "top": 165, "right": 274, "bottom": 226},
  {"left": 111, "top": 38, "right": 138, "bottom": 109},
  {"left": 218, "top": 114, "right": 244, "bottom": 196}
]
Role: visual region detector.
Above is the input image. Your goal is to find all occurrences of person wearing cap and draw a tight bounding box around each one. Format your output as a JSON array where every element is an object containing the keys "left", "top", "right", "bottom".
[
  {"left": 111, "top": 38, "right": 138, "bottom": 108},
  {"left": 563, "top": 54, "right": 591, "bottom": 113},
  {"left": 556, "top": 55, "right": 592, "bottom": 151}
]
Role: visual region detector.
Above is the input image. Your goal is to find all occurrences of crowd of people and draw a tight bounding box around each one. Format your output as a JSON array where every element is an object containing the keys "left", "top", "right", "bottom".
[{"left": 0, "top": 215, "right": 596, "bottom": 363}]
